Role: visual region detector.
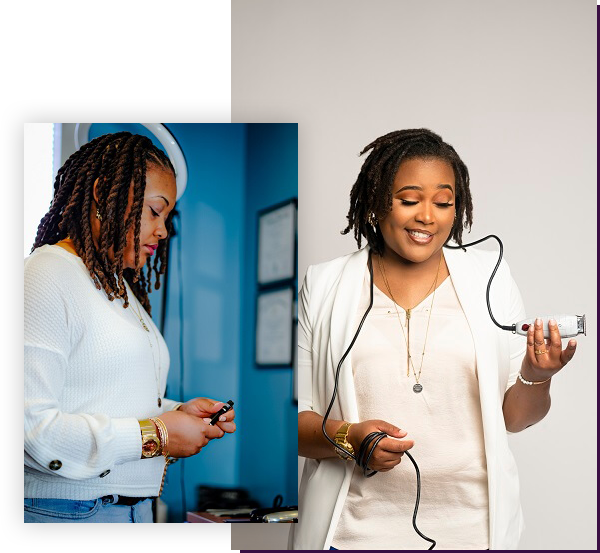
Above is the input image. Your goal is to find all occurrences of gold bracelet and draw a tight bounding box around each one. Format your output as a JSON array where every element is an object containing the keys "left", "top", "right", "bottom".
[
  {"left": 139, "top": 419, "right": 162, "bottom": 459},
  {"left": 333, "top": 422, "right": 355, "bottom": 461},
  {"left": 149, "top": 417, "right": 169, "bottom": 457},
  {"left": 172, "top": 402, "right": 183, "bottom": 411}
]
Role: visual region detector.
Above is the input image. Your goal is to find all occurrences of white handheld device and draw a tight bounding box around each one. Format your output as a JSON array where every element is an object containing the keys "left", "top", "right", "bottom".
[{"left": 515, "top": 315, "right": 586, "bottom": 339}]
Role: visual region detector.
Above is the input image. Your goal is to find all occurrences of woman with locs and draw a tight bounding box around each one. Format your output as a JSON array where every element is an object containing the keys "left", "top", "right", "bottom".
[
  {"left": 294, "top": 129, "right": 577, "bottom": 549},
  {"left": 24, "top": 132, "right": 236, "bottom": 523}
]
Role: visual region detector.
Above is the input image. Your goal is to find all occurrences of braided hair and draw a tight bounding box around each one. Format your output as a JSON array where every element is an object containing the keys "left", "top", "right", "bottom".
[
  {"left": 342, "top": 128, "right": 473, "bottom": 255},
  {"left": 32, "top": 131, "right": 176, "bottom": 313}
]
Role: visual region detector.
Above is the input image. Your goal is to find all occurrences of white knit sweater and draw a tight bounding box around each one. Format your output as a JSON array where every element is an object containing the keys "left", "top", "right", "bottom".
[{"left": 24, "top": 245, "right": 178, "bottom": 500}]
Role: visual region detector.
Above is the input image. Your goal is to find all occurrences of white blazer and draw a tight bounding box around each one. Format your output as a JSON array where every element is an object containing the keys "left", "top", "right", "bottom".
[{"left": 293, "top": 245, "right": 527, "bottom": 550}]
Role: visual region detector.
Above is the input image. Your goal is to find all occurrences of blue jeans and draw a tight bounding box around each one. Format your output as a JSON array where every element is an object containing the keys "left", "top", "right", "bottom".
[{"left": 24, "top": 495, "right": 153, "bottom": 523}]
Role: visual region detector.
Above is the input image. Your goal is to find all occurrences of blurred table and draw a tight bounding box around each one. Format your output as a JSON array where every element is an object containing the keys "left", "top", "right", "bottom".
[{"left": 186, "top": 511, "right": 252, "bottom": 523}]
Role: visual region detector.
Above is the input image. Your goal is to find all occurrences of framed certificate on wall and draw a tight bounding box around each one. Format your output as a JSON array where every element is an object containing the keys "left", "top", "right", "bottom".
[
  {"left": 257, "top": 199, "right": 297, "bottom": 286},
  {"left": 255, "top": 286, "right": 294, "bottom": 366}
]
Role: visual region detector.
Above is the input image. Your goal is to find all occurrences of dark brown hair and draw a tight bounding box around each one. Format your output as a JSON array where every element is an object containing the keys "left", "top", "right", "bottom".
[
  {"left": 342, "top": 128, "right": 473, "bottom": 255},
  {"left": 32, "top": 131, "right": 175, "bottom": 313}
]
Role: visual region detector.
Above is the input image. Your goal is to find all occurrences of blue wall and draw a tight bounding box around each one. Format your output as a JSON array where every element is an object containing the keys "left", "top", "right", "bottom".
[
  {"left": 151, "top": 124, "right": 247, "bottom": 521},
  {"left": 88, "top": 123, "right": 297, "bottom": 520},
  {"left": 238, "top": 124, "right": 298, "bottom": 507}
]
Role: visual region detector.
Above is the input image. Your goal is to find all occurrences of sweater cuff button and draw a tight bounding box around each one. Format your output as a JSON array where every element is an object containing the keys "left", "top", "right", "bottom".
[{"left": 49, "top": 460, "right": 62, "bottom": 471}]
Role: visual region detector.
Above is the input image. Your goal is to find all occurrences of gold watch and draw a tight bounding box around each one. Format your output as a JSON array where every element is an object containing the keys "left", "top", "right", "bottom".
[
  {"left": 334, "top": 422, "right": 355, "bottom": 461},
  {"left": 139, "top": 419, "right": 162, "bottom": 459}
]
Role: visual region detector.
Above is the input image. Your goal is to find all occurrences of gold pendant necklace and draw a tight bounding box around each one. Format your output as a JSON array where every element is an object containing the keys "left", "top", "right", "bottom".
[
  {"left": 130, "top": 304, "right": 150, "bottom": 332},
  {"left": 57, "top": 237, "right": 163, "bottom": 407},
  {"left": 378, "top": 253, "right": 443, "bottom": 393},
  {"left": 129, "top": 294, "right": 162, "bottom": 407}
]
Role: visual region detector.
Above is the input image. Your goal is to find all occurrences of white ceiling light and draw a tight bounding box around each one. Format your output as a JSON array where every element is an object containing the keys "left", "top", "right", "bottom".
[{"left": 74, "top": 123, "right": 188, "bottom": 200}]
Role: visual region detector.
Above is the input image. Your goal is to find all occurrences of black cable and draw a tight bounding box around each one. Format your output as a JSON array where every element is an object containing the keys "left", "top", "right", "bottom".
[
  {"left": 355, "top": 431, "right": 387, "bottom": 477},
  {"left": 320, "top": 237, "right": 516, "bottom": 548},
  {"left": 321, "top": 251, "right": 436, "bottom": 549},
  {"left": 445, "top": 235, "right": 516, "bottom": 332},
  {"left": 404, "top": 450, "right": 436, "bottom": 550}
]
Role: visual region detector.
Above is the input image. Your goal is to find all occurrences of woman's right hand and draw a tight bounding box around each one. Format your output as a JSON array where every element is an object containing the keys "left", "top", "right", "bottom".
[
  {"left": 158, "top": 410, "right": 225, "bottom": 458},
  {"left": 347, "top": 420, "right": 414, "bottom": 472}
]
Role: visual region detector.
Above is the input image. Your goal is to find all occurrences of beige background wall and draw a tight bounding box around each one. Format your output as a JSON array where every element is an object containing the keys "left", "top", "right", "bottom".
[{"left": 232, "top": 0, "right": 596, "bottom": 549}]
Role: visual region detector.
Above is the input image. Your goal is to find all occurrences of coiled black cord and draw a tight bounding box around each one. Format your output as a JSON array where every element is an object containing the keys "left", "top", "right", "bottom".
[
  {"left": 321, "top": 251, "right": 436, "bottom": 549},
  {"left": 355, "top": 431, "right": 387, "bottom": 477}
]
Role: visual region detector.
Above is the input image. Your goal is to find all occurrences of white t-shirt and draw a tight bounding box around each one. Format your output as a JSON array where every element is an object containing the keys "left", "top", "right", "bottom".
[{"left": 332, "top": 268, "right": 489, "bottom": 550}]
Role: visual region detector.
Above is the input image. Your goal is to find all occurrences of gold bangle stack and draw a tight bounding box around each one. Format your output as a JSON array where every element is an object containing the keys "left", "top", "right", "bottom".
[
  {"left": 149, "top": 416, "right": 176, "bottom": 497},
  {"left": 149, "top": 417, "right": 169, "bottom": 457},
  {"left": 139, "top": 419, "right": 162, "bottom": 459}
]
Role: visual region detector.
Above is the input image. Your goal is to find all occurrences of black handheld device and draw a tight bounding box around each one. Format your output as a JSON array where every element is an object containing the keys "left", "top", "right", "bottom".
[{"left": 209, "top": 400, "right": 234, "bottom": 425}]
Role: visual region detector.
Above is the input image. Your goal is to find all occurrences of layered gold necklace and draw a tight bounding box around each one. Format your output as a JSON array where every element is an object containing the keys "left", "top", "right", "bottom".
[
  {"left": 129, "top": 297, "right": 163, "bottom": 408},
  {"left": 378, "top": 253, "right": 443, "bottom": 393},
  {"left": 55, "top": 237, "right": 163, "bottom": 407}
]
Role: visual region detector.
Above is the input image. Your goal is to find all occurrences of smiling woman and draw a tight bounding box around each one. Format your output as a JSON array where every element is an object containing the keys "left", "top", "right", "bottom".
[
  {"left": 341, "top": 129, "right": 473, "bottom": 257},
  {"left": 380, "top": 158, "right": 456, "bottom": 265},
  {"left": 294, "top": 128, "right": 578, "bottom": 550}
]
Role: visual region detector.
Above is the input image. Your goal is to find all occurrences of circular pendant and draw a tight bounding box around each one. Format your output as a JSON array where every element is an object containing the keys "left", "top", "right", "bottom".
[
  {"left": 413, "top": 383, "right": 423, "bottom": 393},
  {"left": 158, "top": 397, "right": 162, "bottom": 408}
]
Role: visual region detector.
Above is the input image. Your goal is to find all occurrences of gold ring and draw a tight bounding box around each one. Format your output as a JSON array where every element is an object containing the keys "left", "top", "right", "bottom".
[
  {"left": 534, "top": 340, "right": 545, "bottom": 346},
  {"left": 534, "top": 349, "right": 549, "bottom": 355}
]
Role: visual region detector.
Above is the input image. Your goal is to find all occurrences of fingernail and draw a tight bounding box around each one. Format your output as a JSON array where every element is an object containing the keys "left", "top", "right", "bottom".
[
  {"left": 535, "top": 318, "right": 542, "bottom": 326},
  {"left": 219, "top": 415, "right": 226, "bottom": 422},
  {"left": 203, "top": 418, "right": 211, "bottom": 423},
  {"left": 549, "top": 319, "right": 556, "bottom": 326}
]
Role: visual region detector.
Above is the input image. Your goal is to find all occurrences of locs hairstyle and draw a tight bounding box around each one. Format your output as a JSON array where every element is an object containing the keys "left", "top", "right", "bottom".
[
  {"left": 342, "top": 128, "right": 473, "bottom": 255},
  {"left": 32, "top": 132, "right": 176, "bottom": 313}
]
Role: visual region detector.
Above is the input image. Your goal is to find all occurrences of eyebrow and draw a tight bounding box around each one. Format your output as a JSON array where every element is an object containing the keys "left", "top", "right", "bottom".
[
  {"left": 149, "top": 195, "right": 170, "bottom": 207},
  {"left": 395, "top": 184, "right": 454, "bottom": 194}
]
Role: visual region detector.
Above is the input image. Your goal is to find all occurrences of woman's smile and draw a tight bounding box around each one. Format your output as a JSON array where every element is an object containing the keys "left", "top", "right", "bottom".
[{"left": 406, "top": 228, "right": 434, "bottom": 244}]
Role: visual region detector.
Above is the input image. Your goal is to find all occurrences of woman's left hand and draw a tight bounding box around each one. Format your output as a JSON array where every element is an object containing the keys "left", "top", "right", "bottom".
[
  {"left": 178, "top": 398, "right": 236, "bottom": 434},
  {"left": 523, "top": 318, "right": 577, "bottom": 381}
]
